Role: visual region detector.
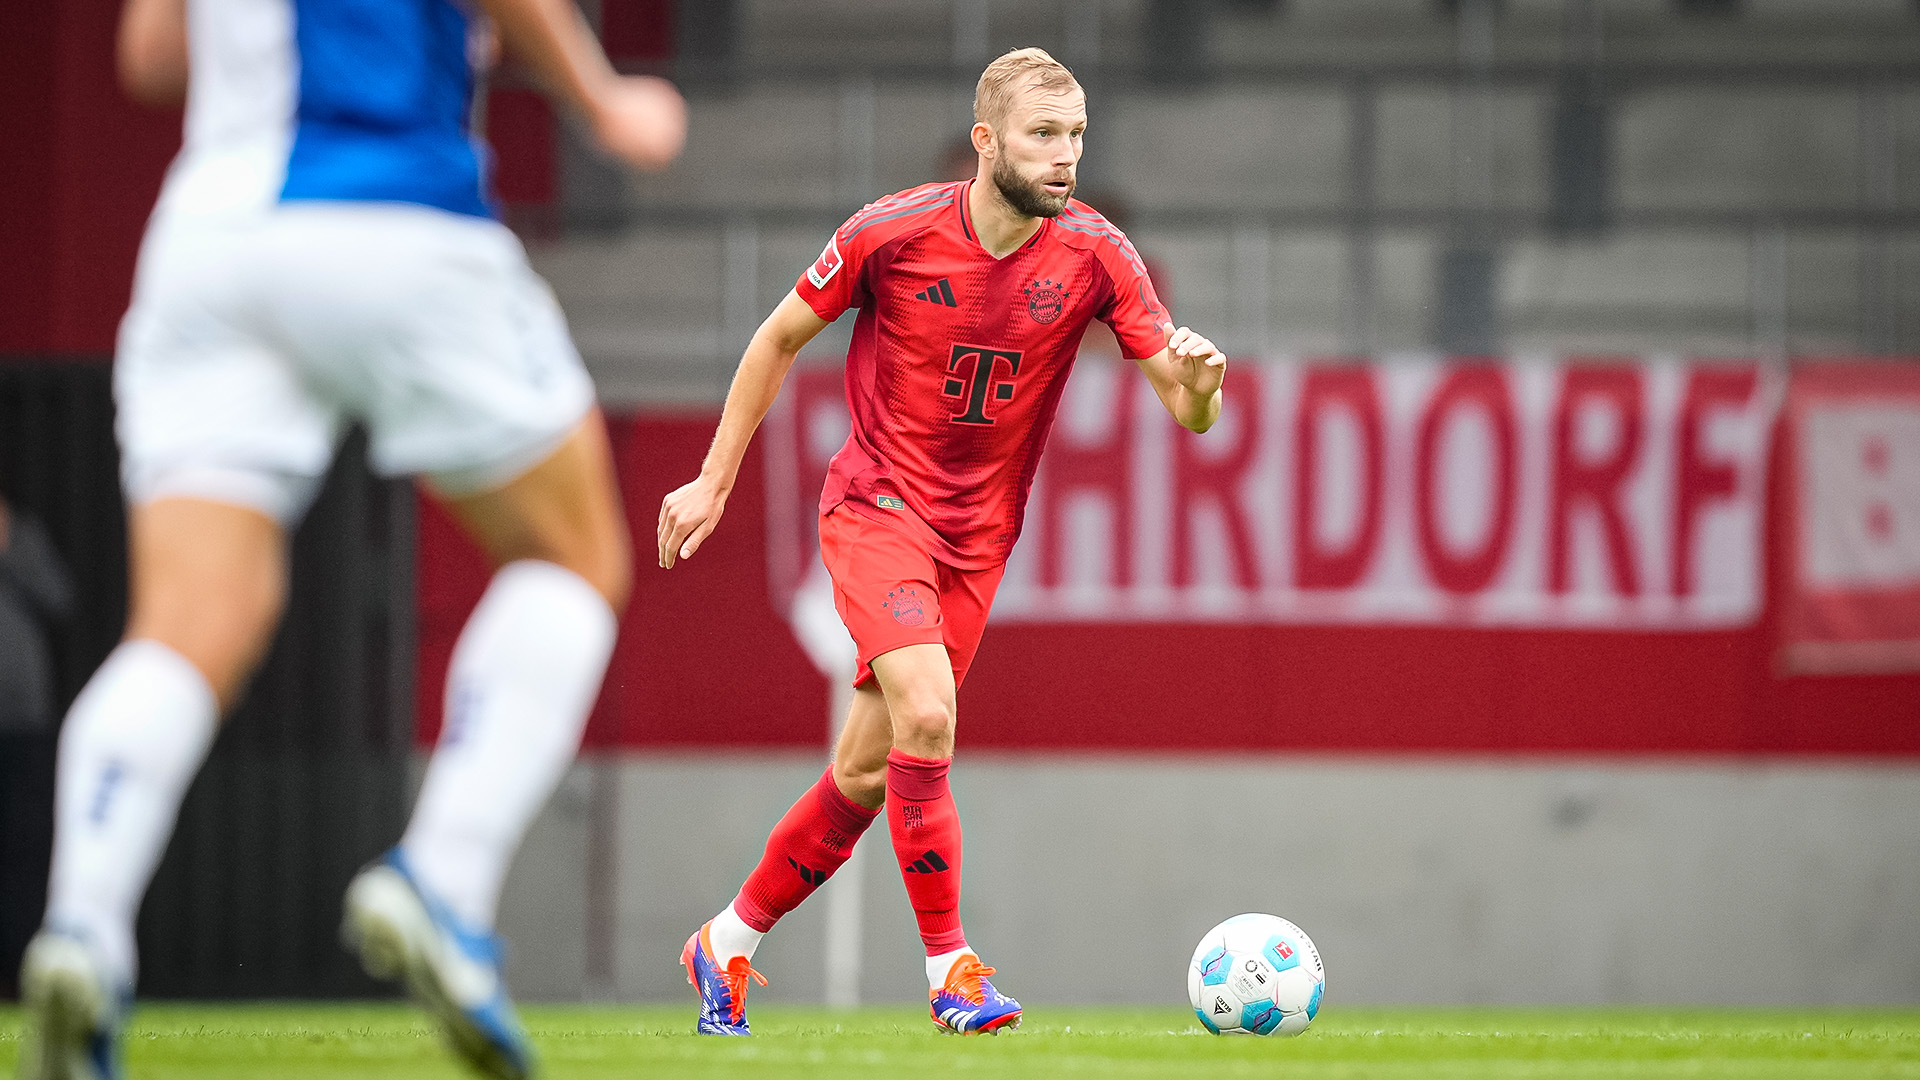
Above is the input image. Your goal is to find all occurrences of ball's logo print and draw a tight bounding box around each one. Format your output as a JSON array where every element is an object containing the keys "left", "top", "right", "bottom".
[
  {"left": 883, "top": 586, "right": 926, "bottom": 627},
  {"left": 1024, "top": 278, "right": 1068, "bottom": 325}
]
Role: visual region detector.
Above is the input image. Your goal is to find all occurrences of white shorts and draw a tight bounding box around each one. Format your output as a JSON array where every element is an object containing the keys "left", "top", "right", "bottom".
[{"left": 115, "top": 203, "right": 596, "bottom": 523}]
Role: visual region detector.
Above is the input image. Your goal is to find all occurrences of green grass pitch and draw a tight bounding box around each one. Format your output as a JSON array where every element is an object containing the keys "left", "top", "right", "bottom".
[{"left": 6, "top": 1003, "right": 1920, "bottom": 1078}]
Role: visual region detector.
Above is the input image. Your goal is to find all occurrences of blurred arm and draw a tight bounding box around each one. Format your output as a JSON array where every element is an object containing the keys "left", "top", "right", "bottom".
[
  {"left": 473, "top": 0, "right": 686, "bottom": 171},
  {"left": 656, "top": 290, "right": 831, "bottom": 567},
  {"left": 472, "top": 0, "right": 614, "bottom": 118},
  {"left": 118, "top": 0, "right": 189, "bottom": 108}
]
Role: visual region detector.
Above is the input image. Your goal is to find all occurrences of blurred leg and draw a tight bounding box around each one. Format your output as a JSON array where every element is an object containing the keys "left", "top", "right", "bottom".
[
  {"left": 435, "top": 409, "right": 631, "bottom": 611},
  {"left": 396, "top": 413, "right": 628, "bottom": 929},
  {"left": 42, "top": 497, "right": 287, "bottom": 984},
  {"left": 124, "top": 497, "right": 289, "bottom": 709}
]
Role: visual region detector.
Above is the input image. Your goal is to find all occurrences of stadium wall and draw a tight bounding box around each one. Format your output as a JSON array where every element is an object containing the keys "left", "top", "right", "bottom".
[
  {"left": 491, "top": 755, "right": 1920, "bottom": 1007},
  {"left": 416, "top": 362, "right": 1920, "bottom": 1005}
]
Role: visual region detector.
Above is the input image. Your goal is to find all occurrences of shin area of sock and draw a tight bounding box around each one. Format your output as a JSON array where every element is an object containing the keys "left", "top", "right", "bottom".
[
  {"left": 885, "top": 749, "right": 967, "bottom": 954},
  {"left": 732, "top": 766, "right": 880, "bottom": 933}
]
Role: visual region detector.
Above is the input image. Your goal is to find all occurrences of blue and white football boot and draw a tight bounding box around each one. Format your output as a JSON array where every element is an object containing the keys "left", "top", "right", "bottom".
[
  {"left": 16, "top": 928, "right": 130, "bottom": 1080},
  {"left": 929, "top": 954, "right": 1022, "bottom": 1035},
  {"left": 342, "top": 848, "right": 534, "bottom": 1080},
  {"left": 681, "top": 922, "right": 766, "bottom": 1035}
]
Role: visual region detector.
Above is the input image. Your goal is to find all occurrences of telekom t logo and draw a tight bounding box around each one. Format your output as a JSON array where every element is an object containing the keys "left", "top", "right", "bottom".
[{"left": 944, "top": 345, "right": 1024, "bottom": 425}]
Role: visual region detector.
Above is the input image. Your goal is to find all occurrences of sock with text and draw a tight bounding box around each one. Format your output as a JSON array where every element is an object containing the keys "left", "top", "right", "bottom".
[
  {"left": 886, "top": 749, "right": 968, "bottom": 955},
  {"left": 723, "top": 766, "right": 880, "bottom": 961},
  {"left": 400, "top": 560, "right": 617, "bottom": 929},
  {"left": 42, "top": 640, "right": 219, "bottom": 985}
]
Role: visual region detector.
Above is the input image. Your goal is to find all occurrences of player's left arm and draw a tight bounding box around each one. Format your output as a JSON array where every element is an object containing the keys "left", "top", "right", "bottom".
[
  {"left": 656, "top": 290, "right": 831, "bottom": 569},
  {"left": 1135, "top": 325, "right": 1226, "bottom": 434},
  {"left": 118, "top": 0, "right": 188, "bottom": 108}
]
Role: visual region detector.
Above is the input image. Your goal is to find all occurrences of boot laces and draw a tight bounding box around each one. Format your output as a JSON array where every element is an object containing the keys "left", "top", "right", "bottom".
[
  {"left": 944, "top": 957, "right": 997, "bottom": 1006},
  {"left": 720, "top": 957, "right": 767, "bottom": 1023}
]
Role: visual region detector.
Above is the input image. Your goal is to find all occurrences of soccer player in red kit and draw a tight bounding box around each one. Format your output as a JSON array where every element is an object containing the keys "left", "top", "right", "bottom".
[{"left": 657, "top": 47, "right": 1226, "bottom": 1035}]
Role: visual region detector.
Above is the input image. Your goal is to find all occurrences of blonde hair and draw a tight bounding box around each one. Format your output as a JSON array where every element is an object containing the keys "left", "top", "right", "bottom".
[{"left": 973, "top": 47, "right": 1080, "bottom": 131}]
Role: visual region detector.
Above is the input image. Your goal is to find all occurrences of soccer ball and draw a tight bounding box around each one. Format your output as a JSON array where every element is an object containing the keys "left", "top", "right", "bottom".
[{"left": 1187, "top": 913, "right": 1324, "bottom": 1036}]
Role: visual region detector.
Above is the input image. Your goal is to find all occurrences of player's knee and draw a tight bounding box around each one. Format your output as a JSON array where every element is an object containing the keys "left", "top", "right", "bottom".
[{"left": 889, "top": 692, "right": 956, "bottom": 747}]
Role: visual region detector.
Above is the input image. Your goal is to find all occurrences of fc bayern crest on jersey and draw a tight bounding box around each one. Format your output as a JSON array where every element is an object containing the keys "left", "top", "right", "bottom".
[{"left": 1024, "top": 278, "right": 1069, "bottom": 325}]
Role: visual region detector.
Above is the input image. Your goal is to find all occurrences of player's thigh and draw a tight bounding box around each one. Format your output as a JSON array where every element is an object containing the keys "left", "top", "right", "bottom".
[
  {"left": 436, "top": 410, "right": 632, "bottom": 611},
  {"left": 124, "top": 498, "right": 288, "bottom": 710},
  {"left": 114, "top": 235, "right": 337, "bottom": 707},
  {"left": 868, "top": 643, "right": 957, "bottom": 755}
]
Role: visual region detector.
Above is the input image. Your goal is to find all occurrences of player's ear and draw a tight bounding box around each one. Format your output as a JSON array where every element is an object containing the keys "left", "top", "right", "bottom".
[{"left": 971, "top": 121, "right": 996, "bottom": 162}]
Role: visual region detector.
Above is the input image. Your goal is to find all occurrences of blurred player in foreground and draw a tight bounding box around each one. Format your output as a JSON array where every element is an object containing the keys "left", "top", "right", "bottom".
[
  {"left": 16, "top": 1, "right": 683, "bottom": 1078},
  {"left": 658, "top": 47, "right": 1226, "bottom": 1036}
]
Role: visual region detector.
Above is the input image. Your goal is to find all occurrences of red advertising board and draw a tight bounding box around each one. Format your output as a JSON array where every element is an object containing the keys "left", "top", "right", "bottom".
[
  {"left": 767, "top": 357, "right": 1774, "bottom": 629},
  {"left": 1781, "top": 363, "right": 1920, "bottom": 673},
  {"left": 417, "top": 357, "right": 1920, "bottom": 756}
]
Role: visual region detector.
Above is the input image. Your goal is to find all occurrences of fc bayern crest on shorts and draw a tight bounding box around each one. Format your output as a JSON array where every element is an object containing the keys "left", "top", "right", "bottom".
[
  {"left": 1023, "top": 279, "right": 1068, "bottom": 325},
  {"left": 883, "top": 586, "right": 927, "bottom": 627}
]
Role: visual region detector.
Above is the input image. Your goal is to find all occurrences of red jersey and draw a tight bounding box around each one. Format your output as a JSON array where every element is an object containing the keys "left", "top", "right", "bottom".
[{"left": 796, "top": 180, "right": 1171, "bottom": 569}]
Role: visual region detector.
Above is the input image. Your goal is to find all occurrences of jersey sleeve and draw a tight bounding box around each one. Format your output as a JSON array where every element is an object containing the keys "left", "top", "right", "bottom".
[
  {"left": 1095, "top": 236, "right": 1173, "bottom": 361},
  {"left": 795, "top": 212, "right": 871, "bottom": 323}
]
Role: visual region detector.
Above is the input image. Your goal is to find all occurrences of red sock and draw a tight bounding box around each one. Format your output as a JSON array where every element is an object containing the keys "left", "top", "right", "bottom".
[
  {"left": 886, "top": 749, "right": 967, "bottom": 954},
  {"left": 731, "top": 766, "right": 880, "bottom": 933}
]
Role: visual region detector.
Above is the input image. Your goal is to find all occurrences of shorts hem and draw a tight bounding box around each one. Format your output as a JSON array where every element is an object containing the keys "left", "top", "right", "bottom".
[
  {"left": 852, "top": 633, "right": 948, "bottom": 689},
  {"left": 411, "top": 402, "right": 591, "bottom": 498},
  {"left": 124, "top": 463, "right": 324, "bottom": 525}
]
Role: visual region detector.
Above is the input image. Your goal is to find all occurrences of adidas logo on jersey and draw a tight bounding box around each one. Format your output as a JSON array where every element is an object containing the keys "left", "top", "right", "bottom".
[{"left": 915, "top": 279, "right": 958, "bottom": 307}]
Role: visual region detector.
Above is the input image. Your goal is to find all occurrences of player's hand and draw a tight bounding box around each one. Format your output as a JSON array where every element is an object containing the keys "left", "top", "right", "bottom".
[
  {"left": 589, "top": 75, "right": 687, "bottom": 173},
  {"left": 657, "top": 475, "right": 728, "bottom": 569},
  {"left": 1165, "top": 325, "right": 1226, "bottom": 397}
]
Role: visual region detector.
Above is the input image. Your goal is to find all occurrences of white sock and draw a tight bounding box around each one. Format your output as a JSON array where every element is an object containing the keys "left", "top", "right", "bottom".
[
  {"left": 400, "top": 560, "right": 616, "bottom": 930},
  {"left": 707, "top": 902, "right": 765, "bottom": 966},
  {"left": 43, "top": 640, "right": 219, "bottom": 985},
  {"left": 927, "top": 945, "right": 975, "bottom": 990}
]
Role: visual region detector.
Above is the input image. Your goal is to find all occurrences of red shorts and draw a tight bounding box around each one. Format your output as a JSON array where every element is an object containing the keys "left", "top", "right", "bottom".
[{"left": 818, "top": 503, "right": 1005, "bottom": 689}]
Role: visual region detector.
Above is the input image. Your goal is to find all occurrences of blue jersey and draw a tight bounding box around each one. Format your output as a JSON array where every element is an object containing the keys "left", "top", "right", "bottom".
[{"left": 154, "top": 0, "right": 494, "bottom": 224}]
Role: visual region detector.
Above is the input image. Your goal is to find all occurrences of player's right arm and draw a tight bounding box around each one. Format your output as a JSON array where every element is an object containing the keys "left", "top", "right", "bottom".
[
  {"left": 656, "top": 290, "right": 831, "bottom": 569},
  {"left": 474, "top": 0, "right": 686, "bottom": 172},
  {"left": 117, "top": 0, "right": 188, "bottom": 108}
]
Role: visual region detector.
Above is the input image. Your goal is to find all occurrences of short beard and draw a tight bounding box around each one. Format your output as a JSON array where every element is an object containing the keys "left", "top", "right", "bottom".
[{"left": 991, "top": 154, "right": 1073, "bottom": 219}]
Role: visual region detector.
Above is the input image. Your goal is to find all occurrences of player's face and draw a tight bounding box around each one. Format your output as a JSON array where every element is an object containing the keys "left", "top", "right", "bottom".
[{"left": 989, "top": 81, "right": 1086, "bottom": 219}]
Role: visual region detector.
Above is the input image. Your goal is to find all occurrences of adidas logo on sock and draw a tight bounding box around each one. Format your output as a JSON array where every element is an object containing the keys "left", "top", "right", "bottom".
[
  {"left": 787, "top": 855, "right": 827, "bottom": 885},
  {"left": 915, "top": 279, "right": 958, "bottom": 307},
  {"left": 902, "top": 850, "right": 950, "bottom": 874}
]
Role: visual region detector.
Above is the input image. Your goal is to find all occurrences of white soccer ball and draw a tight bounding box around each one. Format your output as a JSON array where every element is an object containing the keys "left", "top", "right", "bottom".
[{"left": 1187, "top": 913, "right": 1325, "bottom": 1036}]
